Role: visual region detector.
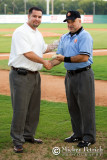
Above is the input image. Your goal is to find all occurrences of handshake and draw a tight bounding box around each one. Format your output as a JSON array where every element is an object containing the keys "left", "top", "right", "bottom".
[
  {"left": 43, "top": 54, "right": 64, "bottom": 70},
  {"left": 43, "top": 60, "right": 53, "bottom": 70}
]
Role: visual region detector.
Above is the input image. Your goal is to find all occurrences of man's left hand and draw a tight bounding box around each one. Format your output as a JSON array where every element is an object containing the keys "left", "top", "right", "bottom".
[{"left": 56, "top": 55, "right": 64, "bottom": 62}]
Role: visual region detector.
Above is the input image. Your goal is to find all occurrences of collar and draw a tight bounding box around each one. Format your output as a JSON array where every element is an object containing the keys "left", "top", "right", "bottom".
[
  {"left": 69, "top": 27, "right": 83, "bottom": 37},
  {"left": 25, "top": 23, "right": 37, "bottom": 33}
]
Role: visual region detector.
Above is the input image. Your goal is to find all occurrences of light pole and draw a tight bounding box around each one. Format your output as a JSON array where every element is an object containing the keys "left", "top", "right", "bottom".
[
  {"left": 12, "top": 0, "right": 15, "bottom": 14},
  {"left": 4, "top": 4, "right": 7, "bottom": 14},
  {"left": 93, "top": 2, "right": 95, "bottom": 15},
  {"left": 61, "top": 3, "right": 64, "bottom": 10},
  {"left": 24, "top": 0, "right": 27, "bottom": 14},
  {"left": 46, "top": 0, "right": 50, "bottom": 15},
  {"left": 51, "top": 0, "right": 54, "bottom": 15}
]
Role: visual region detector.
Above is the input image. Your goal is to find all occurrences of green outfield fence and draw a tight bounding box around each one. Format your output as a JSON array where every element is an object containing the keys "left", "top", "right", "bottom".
[{"left": 93, "top": 15, "right": 107, "bottom": 23}]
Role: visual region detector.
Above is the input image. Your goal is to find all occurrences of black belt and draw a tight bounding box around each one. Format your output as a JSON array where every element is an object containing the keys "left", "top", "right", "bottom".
[
  {"left": 11, "top": 66, "right": 38, "bottom": 74},
  {"left": 67, "top": 65, "right": 91, "bottom": 75}
]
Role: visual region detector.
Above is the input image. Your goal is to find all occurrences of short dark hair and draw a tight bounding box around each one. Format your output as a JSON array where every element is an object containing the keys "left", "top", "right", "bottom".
[{"left": 28, "top": 7, "right": 43, "bottom": 15}]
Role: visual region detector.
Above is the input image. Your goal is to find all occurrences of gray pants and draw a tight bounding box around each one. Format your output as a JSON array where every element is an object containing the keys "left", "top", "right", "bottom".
[
  {"left": 9, "top": 69, "right": 41, "bottom": 146},
  {"left": 65, "top": 68, "right": 96, "bottom": 142}
]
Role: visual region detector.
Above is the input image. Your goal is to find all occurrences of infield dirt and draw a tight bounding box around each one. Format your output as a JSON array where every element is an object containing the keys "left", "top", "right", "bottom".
[{"left": 0, "top": 69, "right": 107, "bottom": 107}]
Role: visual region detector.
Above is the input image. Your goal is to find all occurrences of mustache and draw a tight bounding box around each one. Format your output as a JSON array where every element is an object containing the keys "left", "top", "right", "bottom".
[{"left": 68, "top": 26, "right": 74, "bottom": 28}]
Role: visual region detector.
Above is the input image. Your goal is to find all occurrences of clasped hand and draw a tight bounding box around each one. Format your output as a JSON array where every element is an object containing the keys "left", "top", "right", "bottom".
[
  {"left": 43, "top": 55, "right": 64, "bottom": 70},
  {"left": 55, "top": 55, "right": 64, "bottom": 62},
  {"left": 43, "top": 60, "right": 52, "bottom": 70}
]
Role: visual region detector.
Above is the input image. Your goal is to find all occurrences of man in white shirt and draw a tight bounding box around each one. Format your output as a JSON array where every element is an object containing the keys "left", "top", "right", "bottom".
[{"left": 8, "top": 6, "right": 57, "bottom": 153}]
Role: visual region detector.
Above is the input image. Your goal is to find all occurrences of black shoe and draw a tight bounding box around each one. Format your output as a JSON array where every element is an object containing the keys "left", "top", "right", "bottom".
[
  {"left": 64, "top": 135, "right": 82, "bottom": 143},
  {"left": 77, "top": 140, "right": 95, "bottom": 148},
  {"left": 14, "top": 145, "right": 23, "bottom": 153},
  {"left": 25, "top": 138, "right": 43, "bottom": 144}
]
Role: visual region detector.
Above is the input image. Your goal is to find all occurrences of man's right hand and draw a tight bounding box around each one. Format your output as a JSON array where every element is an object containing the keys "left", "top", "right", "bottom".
[{"left": 43, "top": 60, "right": 52, "bottom": 70}]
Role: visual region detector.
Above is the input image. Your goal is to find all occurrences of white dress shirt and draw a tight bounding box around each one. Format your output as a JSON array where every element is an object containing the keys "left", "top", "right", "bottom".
[{"left": 8, "top": 23, "right": 47, "bottom": 71}]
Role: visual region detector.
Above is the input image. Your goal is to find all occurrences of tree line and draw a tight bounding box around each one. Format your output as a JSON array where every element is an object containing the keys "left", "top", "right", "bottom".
[{"left": 0, "top": 0, "right": 107, "bottom": 15}]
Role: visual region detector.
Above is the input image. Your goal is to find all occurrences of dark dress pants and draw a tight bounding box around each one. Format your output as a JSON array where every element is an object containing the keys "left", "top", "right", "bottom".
[
  {"left": 65, "top": 68, "right": 96, "bottom": 142},
  {"left": 9, "top": 69, "right": 41, "bottom": 146}
]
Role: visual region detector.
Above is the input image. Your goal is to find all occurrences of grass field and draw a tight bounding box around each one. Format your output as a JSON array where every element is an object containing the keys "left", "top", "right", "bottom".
[
  {"left": 0, "top": 55, "right": 107, "bottom": 80},
  {"left": 0, "top": 95, "right": 107, "bottom": 160},
  {"left": 0, "top": 23, "right": 107, "bottom": 29},
  {"left": 0, "top": 23, "right": 107, "bottom": 52}
]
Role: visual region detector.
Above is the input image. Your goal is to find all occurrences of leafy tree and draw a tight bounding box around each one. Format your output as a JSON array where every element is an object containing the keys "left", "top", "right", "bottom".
[
  {"left": 77, "top": 9, "right": 84, "bottom": 14},
  {"left": 79, "top": 0, "right": 93, "bottom": 14},
  {"left": 0, "top": 0, "right": 107, "bottom": 15},
  {"left": 60, "top": 9, "right": 67, "bottom": 14}
]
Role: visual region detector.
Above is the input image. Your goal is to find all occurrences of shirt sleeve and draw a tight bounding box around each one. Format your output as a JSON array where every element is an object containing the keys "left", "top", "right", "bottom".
[
  {"left": 78, "top": 32, "right": 93, "bottom": 56},
  {"left": 12, "top": 31, "right": 32, "bottom": 55},
  {"left": 41, "top": 36, "right": 48, "bottom": 53},
  {"left": 56, "top": 36, "right": 64, "bottom": 55}
]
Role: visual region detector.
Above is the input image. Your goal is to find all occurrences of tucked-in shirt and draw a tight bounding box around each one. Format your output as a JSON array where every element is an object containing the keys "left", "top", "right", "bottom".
[
  {"left": 56, "top": 27, "right": 93, "bottom": 70},
  {"left": 8, "top": 23, "right": 47, "bottom": 71}
]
